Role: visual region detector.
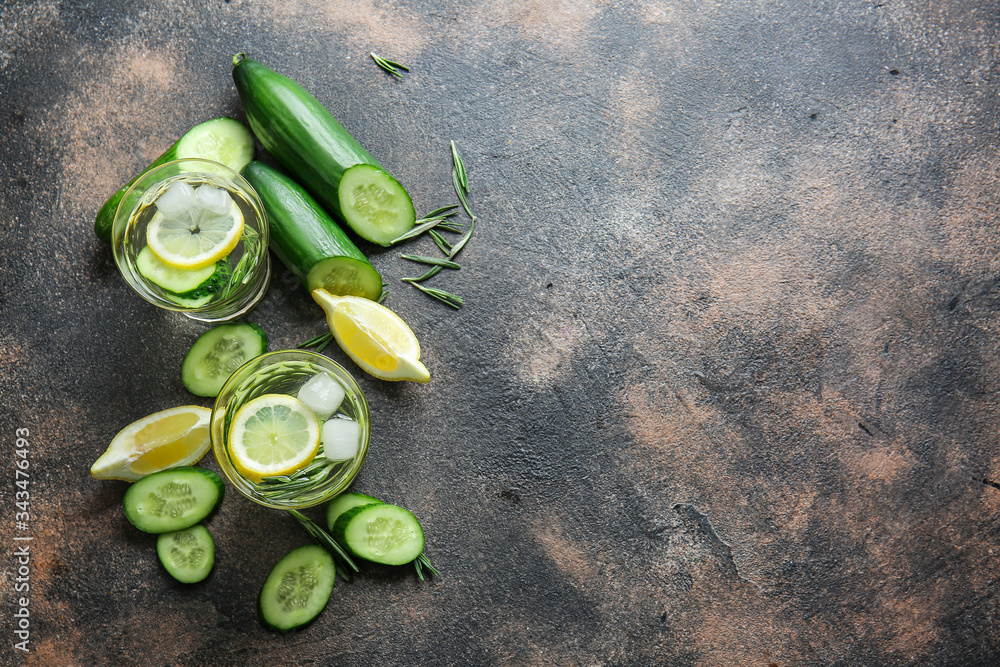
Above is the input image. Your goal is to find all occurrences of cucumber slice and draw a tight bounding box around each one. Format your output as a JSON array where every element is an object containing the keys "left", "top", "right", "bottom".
[
  {"left": 95, "top": 118, "right": 255, "bottom": 244},
  {"left": 258, "top": 545, "right": 335, "bottom": 632},
  {"left": 331, "top": 502, "right": 425, "bottom": 566},
  {"left": 325, "top": 492, "right": 382, "bottom": 532},
  {"left": 337, "top": 164, "right": 416, "bottom": 246},
  {"left": 181, "top": 322, "right": 267, "bottom": 397},
  {"left": 122, "top": 467, "right": 224, "bottom": 534},
  {"left": 157, "top": 524, "right": 215, "bottom": 583},
  {"left": 136, "top": 246, "right": 231, "bottom": 299}
]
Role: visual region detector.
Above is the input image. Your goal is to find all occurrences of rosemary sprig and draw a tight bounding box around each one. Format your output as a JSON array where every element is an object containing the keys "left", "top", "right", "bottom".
[
  {"left": 288, "top": 509, "right": 358, "bottom": 581},
  {"left": 405, "top": 265, "right": 442, "bottom": 283},
  {"left": 401, "top": 255, "right": 461, "bottom": 270},
  {"left": 413, "top": 552, "right": 440, "bottom": 581},
  {"left": 297, "top": 332, "right": 334, "bottom": 354},
  {"left": 451, "top": 141, "right": 469, "bottom": 193},
  {"left": 391, "top": 206, "right": 459, "bottom": 245},
  {"left": 402, "top": 279, "right": 464, "bottom": 309},
  {"left": 370, "top": 52, "right": 410, "bottom": 78},
  {"left": 429, "top": 229, "right": 452, "bottom": 256}
]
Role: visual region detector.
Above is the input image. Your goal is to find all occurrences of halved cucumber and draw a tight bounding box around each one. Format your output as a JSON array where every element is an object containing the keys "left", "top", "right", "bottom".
[
  {"left": 241, "top": 161, "right": 383, "bottom": 300},
  {"left": 258, "top": 545, "right": 335, "bottom": 632},
  {"left": 325, "top": 492, "right": 382, "bottom": 532},
  {"left": 157, "top": 524, "right": 215, "bottom": 583},
  {"left": 330, "top": 502, "right": 425, "bottom": 566},
  {"left": 122, "top": 467, "right": 224, "bottom": 534},
  {"left": 95, "top": 117, "right": 254, "bottom": 244},
  {"left": 181, "top": 322, "right": 267, "bottom": 397},
  {"left": 337, "top": 164, "right": 415, "bottom": 246}
]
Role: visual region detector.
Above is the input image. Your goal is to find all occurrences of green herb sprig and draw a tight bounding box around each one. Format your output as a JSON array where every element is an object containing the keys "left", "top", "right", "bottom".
[
  {"left": 413, "top": 552, "right": 440, "bottom": 581},
  {"left": 288, "top": 509, "right": 359, "bottom": 581},
  {"left": 297, "top": 332, "right": 334, "bottom": 354},
  {"left": 370, "top": 52, "right": 410, "bottom": 78}
]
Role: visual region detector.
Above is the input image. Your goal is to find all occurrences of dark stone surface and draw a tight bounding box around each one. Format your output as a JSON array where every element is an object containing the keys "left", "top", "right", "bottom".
[{"left": 2, "top": 0, "right": 1000, "bottom": 664}]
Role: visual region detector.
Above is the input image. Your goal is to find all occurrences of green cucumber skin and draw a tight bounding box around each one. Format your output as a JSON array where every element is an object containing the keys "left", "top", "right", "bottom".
[
  {"left": 330, "top": 502, "right": 425, "bottom": 565},
  {"left": 181, "top": 322, "right": 268, "bottom": 397},
  {"left": 94, "top": 142, "right": 179, "bottom": 244},
  {"left": 258, "top": 545, "right": 336, "bottom": 632},
  {"left": 233, "top": 56, "right": 415, "bottom": 244},
  {"left": 325, "top": 492, "right": 383, "bottom": 532},
  {"left": 94, "top": 117, "right": 254, "bottom": 245},
  {"left": 232, "top": 57, "right": 379, "bottom": 224},
  {"left": 241, "top": 161, "right": 383, "bottom": 300}
]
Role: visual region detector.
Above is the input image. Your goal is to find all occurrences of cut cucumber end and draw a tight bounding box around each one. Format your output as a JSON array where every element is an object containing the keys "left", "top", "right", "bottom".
[
  {"left": 306, "top": 256, "right": 383, "bottom": 301},
  {"left": 326, "top": 492, "right": 382, "bottom": 532},
  {"left": 338, "top": 164, "right": 415, "bottom": 246},
  {"left": 258, "top": 545, "right": 336, "bottom": 632},
  {"left": 181, "top": 322, "right": 268, "bottom": 397}
]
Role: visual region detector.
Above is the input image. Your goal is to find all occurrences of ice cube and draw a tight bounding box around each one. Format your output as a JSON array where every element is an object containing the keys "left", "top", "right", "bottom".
[
  {"left": 296, "top": 371, "right": 345, "bottom": 420},
  {"left": 155, "top": 181, "right": 195, "bottom": 215},
  {"left": 195, "top": 183, "right": 232, "bottom": 214},
  {"left": 322, "top": 418, "right": 360, "bottom": 461}
]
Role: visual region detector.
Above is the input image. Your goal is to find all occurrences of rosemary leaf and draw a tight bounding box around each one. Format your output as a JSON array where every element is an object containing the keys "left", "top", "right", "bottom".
[
  {"left": 297, "top": 332, "right": 334, "bottom": 354},
  {"left": 429, "top": 229, "right": 452, "bottom": 255},
  {"left": 403, "top": 280, "right": 464, "bottom": 309},
  {"left": 451, "top": 141, "right": 469, "bottom": 193},
  {"left": 391, "top": 215, "right": 452, "bottom": 245},
  {"left": 452, "top": 169, "right": 476, "bottom": 220},
  {"left": 436, "top": 222, "right": 465, "bottom": 234},
  {"left": 289, "top": 509, "right": 358, "bottom": 580},
  {"left": 418, "top": 204, "right": 459, "bottom": 220},
  {"left": 370, "top": 52, "right": 409, "bottom": 78},
  {"left": 413, "top": 552, "right": 440, "bottom": 581},
  {"left": 447, "top": 215, "right": 475, "bottom": 261},
  {"left": 377, "top": 288, "right": 389, "bottom": 304},
  {"left": 401, "top": 254, "right": 461, "bottom": 270},
  {"left": 404, "top": 266, "right": 443, "bottom": 283}
]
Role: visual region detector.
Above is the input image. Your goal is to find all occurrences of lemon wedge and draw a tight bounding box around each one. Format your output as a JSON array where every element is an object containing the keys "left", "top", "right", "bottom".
[
  {"left": 312, "top": 288, "right": 430, "bottom": 383},
  {"left": 227, "top": 394, "right": 321, "bottom": 483},
  {"left": 146, "top": 182, "right": 244, "bottom": 270},
  {"left": 91, "top": 406, "right": 211, "bottom": 481}
]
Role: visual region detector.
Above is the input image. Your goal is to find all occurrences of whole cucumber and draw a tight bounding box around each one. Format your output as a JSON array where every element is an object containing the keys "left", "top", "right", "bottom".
[
  {"left": 232, "top": 55, "right": 415, "bottom": 246},
  {"left": 241, "top": 161, "right": 383, "bottom": 301}
]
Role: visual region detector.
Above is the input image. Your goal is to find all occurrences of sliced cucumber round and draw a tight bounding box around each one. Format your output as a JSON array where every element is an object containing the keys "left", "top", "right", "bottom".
[
  {"left": 181, "top": 322, "right": 267, "bottom": 397},
  {"left": 122, "top": 467, "right": 224, "bottom": 534},
  {"left": 258, "top": 545, "right": 335, "bottom": 632},
  {"left": 157, "top": 524, "right": 215, "bottom": 583},
  {"left": 136, "top": 246, "right": 217, "bottom": 293},
  {"left": 305, "top": 256, "right": 384, "bottom": 301},
  {"left": 325, "top": 492, "right": 382, "bottom": 532},
  {"left": 331, "top": 502, "right": 425, "bottom": 566},
  {"left": 337, "top": 164, "right": 415, "bottom": 246}
]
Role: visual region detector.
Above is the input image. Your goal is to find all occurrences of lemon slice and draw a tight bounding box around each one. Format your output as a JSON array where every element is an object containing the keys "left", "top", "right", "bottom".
[
  {"left": 146, "top": 182, "right": 244, "bottom": 270},
  {"left": 311, "top": 288, "right": 431, "bottom": 383},
  {"left": 227, "top": 394, "right": 321, "bottom": 483},
  {"left": 91, "top": 406, "right": 211, "bottom": 481}
]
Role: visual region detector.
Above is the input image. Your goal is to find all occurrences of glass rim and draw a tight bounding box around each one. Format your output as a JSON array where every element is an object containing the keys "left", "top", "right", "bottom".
[{"left": 110, "top": 157, "right": 270, "bottom": 321}]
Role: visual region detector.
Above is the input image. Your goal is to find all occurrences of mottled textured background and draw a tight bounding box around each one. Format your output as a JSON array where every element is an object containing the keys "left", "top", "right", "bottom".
[{"left": 2, "top": 0, "right": 999, "bottom": 665}]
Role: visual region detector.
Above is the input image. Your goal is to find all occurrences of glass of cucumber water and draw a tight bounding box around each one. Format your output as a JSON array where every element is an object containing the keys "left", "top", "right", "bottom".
[
  {"left": 210, "top": 350, "right": 371, "bottom": 509},
  {"left": 111, "top": 158, "right": 271, "bottom": 322}
]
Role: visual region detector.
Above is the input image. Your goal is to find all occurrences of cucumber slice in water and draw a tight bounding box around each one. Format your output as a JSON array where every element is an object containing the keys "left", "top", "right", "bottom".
[
  {"left": 181, "top": 322, "right": 267, "bottom": 397},
  {"left": 136, "top": 246, "right": 231, "bottom": 297},
  {"left": 258, "top": 545, "right": 336, "bottom": 632},
  {"left": 331, "top": 502, "right": 425, "bottom": 566},
  {"left": 325, "top": 492, "right": 382, "bottom": 532},
  {"left": 122, "top": 467, "right": 224, "bottom": 534},
  {"left": 157, "top": 524, "right": 215, "bottom": 583}
]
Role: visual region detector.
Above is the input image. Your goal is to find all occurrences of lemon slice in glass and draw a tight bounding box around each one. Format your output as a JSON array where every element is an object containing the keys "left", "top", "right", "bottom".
[
  {"left": 146, "top": 182, "right": 244, "bottom": 270},
  {"left": 312, "top": 288, "right": 430, "bottom": 383},
  {"left": 91, "top": 406, "right": 212, "bottom": 481},
  {"left": 228, "top": 394, "right": 321, "bottom": 483}
]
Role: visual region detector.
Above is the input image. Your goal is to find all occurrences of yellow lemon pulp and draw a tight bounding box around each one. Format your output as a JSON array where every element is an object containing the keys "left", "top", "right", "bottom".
[
  {"left": 91, "top": 406, "right": 211, "bottom": 481},
  {"left": 227, "top": 394, "right": 321, "bottom": 484},
  {"left": 145, "top": 183, "right": 244, "bottom": 270},
  {"left": 312, "top": 288, "right": 430, "bottom": 383}
]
